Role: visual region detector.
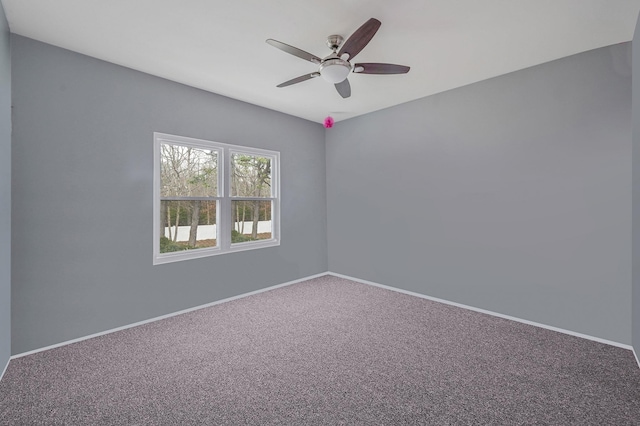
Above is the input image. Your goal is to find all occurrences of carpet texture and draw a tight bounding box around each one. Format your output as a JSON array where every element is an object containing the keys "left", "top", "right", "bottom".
[{"left": 1, "top": 275, "right": 639, "bottom": 425}]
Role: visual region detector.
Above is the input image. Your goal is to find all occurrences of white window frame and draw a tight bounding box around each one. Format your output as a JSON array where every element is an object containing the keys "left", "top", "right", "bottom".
[{"left": 153, "top": 132, "right": 280, "bottom": 265}]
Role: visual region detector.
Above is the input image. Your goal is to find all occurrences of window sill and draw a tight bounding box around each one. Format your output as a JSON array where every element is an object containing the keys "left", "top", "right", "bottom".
[{"left": 153, "top": 239, "right": 280, "bottom": 265}]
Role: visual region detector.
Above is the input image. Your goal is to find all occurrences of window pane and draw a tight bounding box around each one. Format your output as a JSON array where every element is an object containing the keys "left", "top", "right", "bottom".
[
  {"left": 231, "top": 200, "right": 272, "bottom": 243},
  {"left": 161, "top": 143, "right": 218, "bottom": 197},
  {"left": 231, "top": 153, "right": 272, "bottom": 197},
  {"left": 160, "top": 200, "right": 217, "bottom": 252}
]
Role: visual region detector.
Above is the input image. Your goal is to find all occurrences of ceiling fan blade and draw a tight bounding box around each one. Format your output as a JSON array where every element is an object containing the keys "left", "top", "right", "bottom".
[
  {"left": 277, "top": 72, "right": 320, "bottom": 88},
  {"left": 337, "top": 18, "right": 381, "bottom": 61},
  {"left": 353, "top": 63, "right": 410, "bottom": 74},
  {"left": 335, "top": 79, "right": 351, "bottom": 98},
  {"left": 266, "top": 39, "right": 321, "bottom": 64}
]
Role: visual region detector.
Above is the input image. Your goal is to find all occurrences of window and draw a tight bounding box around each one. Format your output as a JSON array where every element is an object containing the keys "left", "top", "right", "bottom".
[{"left": 153, "top": 133, "right": 279, "bottom": 264}]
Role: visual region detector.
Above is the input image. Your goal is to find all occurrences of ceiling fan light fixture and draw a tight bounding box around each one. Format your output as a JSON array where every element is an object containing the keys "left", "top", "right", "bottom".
[{"left": 319, "top": 58, "right": 351, "bottom": 84}]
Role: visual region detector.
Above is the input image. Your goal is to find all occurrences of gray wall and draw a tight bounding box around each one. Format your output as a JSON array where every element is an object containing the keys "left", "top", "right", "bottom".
[
  {"left": 8, "top": 32, "right": 634, "bottom": 354},
  {"left": 327, "top": 44, "right": 632, "bottom": 344},
  {"left": 633, "top": 15, "right": 640, "bottom": 356},
  {"left": 0, "top": 3, "right": 10, "bottom": 371},
  {"left": 11, "top": 35, "right": 327, "bottom": 354}
]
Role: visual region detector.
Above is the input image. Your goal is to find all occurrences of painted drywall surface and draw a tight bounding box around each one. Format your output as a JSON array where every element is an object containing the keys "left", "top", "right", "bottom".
[
  {"left": 327, "top": 44, "right": 632, "bottom": 344},
  {"left": 11, "top": 36, "right": 327, "bottom": 354},
  {"left": 0, "top": 3, "right": 10, "bottom": 372},
  {"left": 633, "top": 14, "right": 640, "bottom": 357}
]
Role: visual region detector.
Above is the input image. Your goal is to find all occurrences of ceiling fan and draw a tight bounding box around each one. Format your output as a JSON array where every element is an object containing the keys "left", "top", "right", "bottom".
[{"left": 266, "top": 18, "right": 410, "bottom": 99}]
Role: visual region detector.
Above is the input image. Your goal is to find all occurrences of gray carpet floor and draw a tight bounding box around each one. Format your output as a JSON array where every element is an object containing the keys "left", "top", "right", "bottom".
[{"left": 1, "top": 275, "right": 639, "bottom": 425}]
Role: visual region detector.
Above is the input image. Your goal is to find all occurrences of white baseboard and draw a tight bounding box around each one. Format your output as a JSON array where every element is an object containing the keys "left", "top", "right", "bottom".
[
  {"left": 9, "top": 270, "right": 639, "bottom": 372},
  {"left": 0, "top": 357, "right": 11, "bottom": 380},
  {"left": 328, "top": 272, "right": 634, "bottom": 351},
  {"left": 11, "top": 272, "right": 330, "bottom": 359},
  {"left": 0, "top": 356, "right": 8, "bottom": 382}
]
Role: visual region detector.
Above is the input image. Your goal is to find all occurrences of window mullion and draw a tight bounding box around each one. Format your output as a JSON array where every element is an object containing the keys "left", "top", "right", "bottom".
[{"left": 219, "top": 148, "right": 231, "bottom": 251}]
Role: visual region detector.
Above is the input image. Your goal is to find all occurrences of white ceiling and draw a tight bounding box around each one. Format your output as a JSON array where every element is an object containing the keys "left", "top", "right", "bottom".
[{"left": 2, "top": 0, "right": 639, "bottom": 124}]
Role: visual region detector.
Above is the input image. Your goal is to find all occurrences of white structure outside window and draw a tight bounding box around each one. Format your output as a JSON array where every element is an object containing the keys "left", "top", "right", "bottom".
[{"left": 153, "top": 133, "right": 280, "bottom": 264}]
